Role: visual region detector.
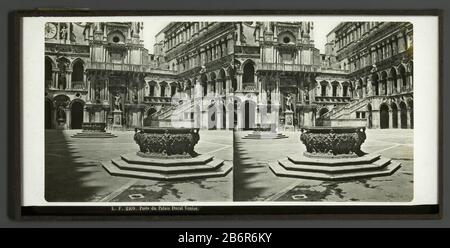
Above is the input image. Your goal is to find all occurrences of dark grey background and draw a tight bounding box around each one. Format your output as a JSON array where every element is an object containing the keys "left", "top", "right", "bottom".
[{"left": 1, "top": 0, "right": 448, "bottom": 227}]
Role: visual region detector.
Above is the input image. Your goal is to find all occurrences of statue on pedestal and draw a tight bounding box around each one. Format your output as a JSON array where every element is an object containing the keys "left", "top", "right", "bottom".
[
  {"left": 284, "top": 94, "right": 294, "bottom": 112},
  {"left": 114, "top": 92, "right": 122, "bottom": 111}
]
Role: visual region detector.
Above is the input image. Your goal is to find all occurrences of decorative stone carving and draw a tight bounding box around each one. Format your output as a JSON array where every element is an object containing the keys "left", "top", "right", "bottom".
[
  {"left": 300, "top": 126, "right": 366, "bottom": 158},
  {"left": 134, "top": 127, "right": 200, "bottom": 157},
  {"left": 82, "top": 122, "right": 106, "bottom": 132}
]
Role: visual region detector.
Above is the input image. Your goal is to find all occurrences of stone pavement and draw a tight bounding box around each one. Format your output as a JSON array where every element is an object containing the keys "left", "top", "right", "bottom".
[
  {"left": 234, "top": 129, "right": 413, "bottom": 202},
  {"left": 45, "top": 129, "right": 233, "bottom": 202},
  {"left": 46, "top": 128, "right": 413, "bottom": 203}
]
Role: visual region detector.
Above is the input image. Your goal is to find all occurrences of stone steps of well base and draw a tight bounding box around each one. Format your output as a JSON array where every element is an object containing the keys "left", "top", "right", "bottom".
[
  {"left": 278, "top": 157, "right": 391, "bottom": 173},
  {"left": 120, "top": 153, "right": 214, "bottom": 166},
  {"left": 101, "top": 160, "right": 232, "bottom": 180},
  {"left": 71, "top": 132, "right": 117, "bottom": 138},
  {"left": 269, "top": 160, "right": 401, "bottom": 181},
  {"left": 287, "top": 153, "right": 381, "bottom": 166},
  {"left": 242, "top": 133, "right": 289, "bottom": 139},
  {"left": 111, "top": 157, "right": 224, "bottom": 173}
]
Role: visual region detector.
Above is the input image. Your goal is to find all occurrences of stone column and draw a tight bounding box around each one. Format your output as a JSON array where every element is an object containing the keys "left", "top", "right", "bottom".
[
  {"left": 372, "top": 110, "right": 380, "bottom": 129},
  {"left": 366, "top": 78, "right": 373, "bottom": 96},
  {"left": 396, "top": 77, "right": 401, "bottom": 93},
  {"left": 52, "top": 104, "right": 58, "bottom": 129},
  {"left": 309, "top": 87, "right": 315, "bottom": 103},
  {"left": 65, "top": 107, "right": 71, "bottom": 129},
  {"left": 55, "top": 73, "right": 59, "bottom": 89},
  {"left": 67, "top": 71, "right": 72, "bottom": 90},
  {"left": 225, "top": 76, "right": 231, "bottom": 94},
  {"left": 386, "top": 79, "right": 391, "bottom": 95},
  {"left": 225, "top": 108, "right": 231, "bottom": 130},
  {"left": 237, "top": 105, "right": 243, "bottom": 130},
  {"left": 95, "top": 110, "right": 100, "bottom": 122},
  {"left": 217, "top": 107, "right": 223, "bottom": 129},
  {"left": 275, "top": 76, "right": 280, "bottom": 105},
  {"left": 236, "top": 23, "right": 242, "bottom": 45},
  {"left": 236, "top": 72, "right": 243, "bottom": 91},
  {"left": 389, "top": 110, "right": 393, "bottom": 128},
  {"left": 406, "top": 108, "right": 411, "bottom": 129},
  {"left": 105, "top": 78, "right": 110, "bottom": 101},
  {"left": 396, "top": 110, "right": 401, "bottom": 128},
  {"left": 52, "top": 70, "right": 58, "bottom": 89},
  {"left": 83, "top": 107, "right": 89, "bottom": 122}
]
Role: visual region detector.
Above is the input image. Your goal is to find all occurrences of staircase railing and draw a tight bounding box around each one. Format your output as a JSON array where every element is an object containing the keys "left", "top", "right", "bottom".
[
  {"left": 158, "top": 99, "right": 194, "bottom": 120},
  {"left": 332, "top": 98, "right": 370, "bottom": 119},
  {"left": 322, "top": 97, "right": 369, "bottom": 120}
]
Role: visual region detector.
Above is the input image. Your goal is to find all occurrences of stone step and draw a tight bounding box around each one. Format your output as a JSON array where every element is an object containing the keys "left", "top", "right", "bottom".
[
  {"left": 120, "top": 153, "right": 214, "bottom": 166},
  {"left": 287, "top": 153, "right": 381, "bottom": 166},
  {"left": 73, "top": 132, "right": 114, "bottom": 134},
  {"left": 102, "top": 160, "right": 232, "bottom": 180},
  {"left": 72, "top": 134, "right": 116, "bottom": 136},
  {"left": 71, "top": 132, "right": 117, "bottom": 138},
  {"left": 278, "top": 157, "right": 391, "bottom": 173},
  {"left": 243, "top": 136, "right": 288, "bottom": 140},
  {"left": 269, "top": 160, "right": 401, "bottom": 181},
  {"left": 242, "top": 133, "right": 289, "bottom": 139},
  {"left": 111, "top": 157, "right": 224, "bottom": 173}
]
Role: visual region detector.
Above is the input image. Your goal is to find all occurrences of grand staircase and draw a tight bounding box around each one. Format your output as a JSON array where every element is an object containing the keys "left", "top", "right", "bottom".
[
  {"left": 156, "top": 99, "right": 195, "bottom": 120},
  {"left": 321, "top": 97, "right": 370, "bottom": 120}
]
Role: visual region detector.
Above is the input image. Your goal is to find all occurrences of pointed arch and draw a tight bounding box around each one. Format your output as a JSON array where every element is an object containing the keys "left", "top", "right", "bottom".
[
  {"left": 380, "top": 71, "right": 388, "bottom": 95},
  {"left": 371, "top": 72, "right": 379, "bottom": 96},
  {"left": 341, "top": 81, "right": 350, "bottom": 97},
  {"left": 331, "top": 81, "right": 340, "bottom": 97},
  {"left": 219, "top": 68, "right": 227, "bottom": 91},
  {"left": 318, "top": 107, "right": 329, "bottom": 117},
  {"left": 320, "top": 80, "right": 329, "bottom": 97},
  {"left": 399, "top": 101, "right": 408, "bottom": 128},
  {"left": 71, "top": 59, "right": 85, "bottom": 89},
  {"left": 70, "top": 99, "right": 85, "bottom": 129},
  {"left": 243, "top": 100, "right": 256, "bottom": 130},
  {"left": 389, "top": 67, "right": 398, "bottom": 94},
  {"left": 146, "top": 80, "right": 158, "bottom": 97},
  {"left": 379, "top": 103, "right": 389, "bottom": 129},
  {"left": 170, "top": 82, "right": 178, "bottom": 97},
  {"left": 391, "top": 102, "right": 398, "bottom": 128},
  {"left": 159, "top": 81, "right": 168, "bottom": 97},
  {"left": 398, "top": 64, "right": 407, "bottom": 89},
  {"left": 45, "top": 57, "right": 54, "bottom": 88},
  {"left": 242, "top": 59, "right": 256, "bottom": 84},
  {"left": 56, "top": 57, "right": 70, "bottom": 90},
  {"left": 200, "top": 74, "right": 208, "bottom": 96}
]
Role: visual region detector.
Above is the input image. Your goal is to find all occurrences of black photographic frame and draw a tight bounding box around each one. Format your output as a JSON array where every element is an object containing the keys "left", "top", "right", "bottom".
[{"left": 9, "top": 9, "right": 443, "bottom": 220}]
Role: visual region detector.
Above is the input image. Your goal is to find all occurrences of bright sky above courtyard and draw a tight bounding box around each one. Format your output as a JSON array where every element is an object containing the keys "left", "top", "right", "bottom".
[{"left": 142, "top": 21, "right": 339, "bottom": 54}]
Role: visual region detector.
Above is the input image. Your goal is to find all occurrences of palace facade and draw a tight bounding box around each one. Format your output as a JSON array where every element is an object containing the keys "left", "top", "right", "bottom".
[{"left": 44, "top": 21, "right": 413, "bottom": 130}]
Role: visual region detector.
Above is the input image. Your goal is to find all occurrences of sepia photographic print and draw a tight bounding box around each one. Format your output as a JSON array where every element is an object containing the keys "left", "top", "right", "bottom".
[{"left": 17, "top": 13, "right": 440, "bottom": 216}]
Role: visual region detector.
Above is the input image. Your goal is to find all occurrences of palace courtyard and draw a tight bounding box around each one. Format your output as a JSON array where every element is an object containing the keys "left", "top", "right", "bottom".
[
  {"left": 234, "top": 129, "right": 413, "bottom": 202},
  {"left": 45, "top": 129, "right": 233, "bottom": 202},
  {"left": 45, "top": 128, "right": 413, "bottom": 202}
]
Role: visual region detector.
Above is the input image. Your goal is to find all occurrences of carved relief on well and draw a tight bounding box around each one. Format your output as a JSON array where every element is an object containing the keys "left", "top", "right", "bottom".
[
  {"left": 300, "top": 127, "right": 366, "bottom": 158},
  {"left": 133, "top": 128, "right": 200, "bottom": 158}
]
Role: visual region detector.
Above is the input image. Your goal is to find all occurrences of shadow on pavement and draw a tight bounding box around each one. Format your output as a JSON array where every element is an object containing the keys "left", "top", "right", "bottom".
[{"left": 45, "top": 130, "right": 105, "bottom": 202}]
